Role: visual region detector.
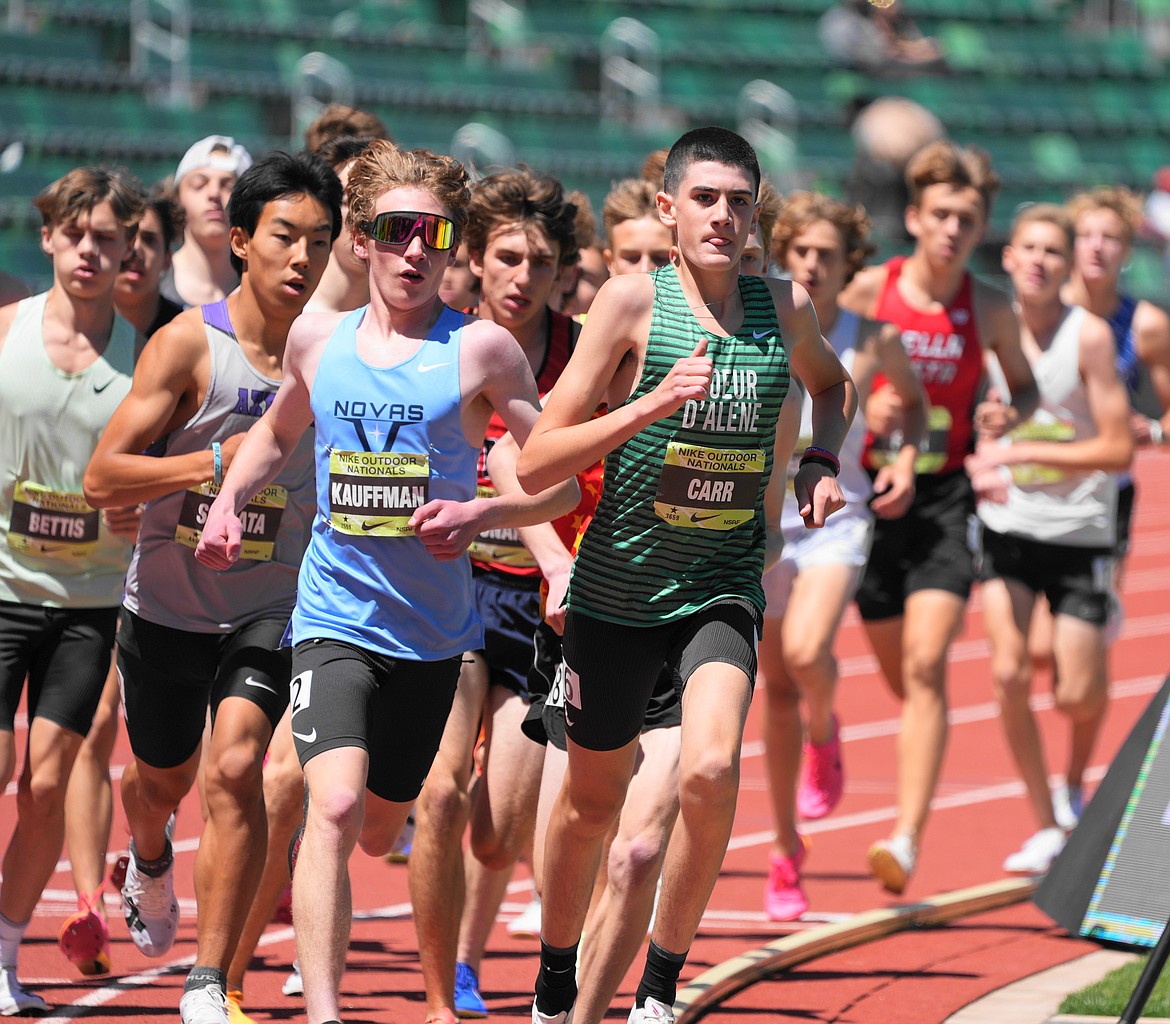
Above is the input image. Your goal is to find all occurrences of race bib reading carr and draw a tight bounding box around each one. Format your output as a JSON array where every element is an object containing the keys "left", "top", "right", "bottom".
[
  {"left": 328, "top": 450, "right": 430, "bottom": 537},
  {"left": 654, "top": 441, "right": 764, "bottom": 530},
  {"left": 7, "top": 482, "right": 100, "bottom": 559},
  {"left": 176, "top": 482, "right": 287, "bottom": 561}
]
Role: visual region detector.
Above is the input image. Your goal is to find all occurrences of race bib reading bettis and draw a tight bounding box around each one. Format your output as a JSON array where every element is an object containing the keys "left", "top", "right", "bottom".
[
  {"left": 654, "top": 442, "right": 764, "bottom": 530},
  {"left": 328, "top": 450, "right": 429, "bottom": 537},
  {"left": 7, "top": 482, "right": 100, "bottom": 559},
  {"left": 175, "top": 482, "right": 287, "bottom": 561}
]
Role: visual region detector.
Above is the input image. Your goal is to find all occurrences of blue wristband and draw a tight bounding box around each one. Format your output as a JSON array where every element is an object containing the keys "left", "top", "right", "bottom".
[{"left": 212, "top": 441, "right": 223, "bottom": 487}]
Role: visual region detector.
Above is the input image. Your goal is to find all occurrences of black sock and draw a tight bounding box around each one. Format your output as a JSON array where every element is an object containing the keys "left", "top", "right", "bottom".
[
  {"left": 634, "top": 941, "right": 688, "bottom": 1008},
  {"left": 131, "top": 838, "right": 173, "bottom": 878},
  {"left": 184, "top": 966, "right": 226, "bottom": 992},
  {"left": 534, "top": 940, "right": 578, "bottom": 1015}
]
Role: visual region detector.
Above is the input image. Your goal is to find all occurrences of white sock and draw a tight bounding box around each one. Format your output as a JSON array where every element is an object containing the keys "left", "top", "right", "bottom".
[{"left": 0, "top": 911, "right": 27, "bottom": 970}]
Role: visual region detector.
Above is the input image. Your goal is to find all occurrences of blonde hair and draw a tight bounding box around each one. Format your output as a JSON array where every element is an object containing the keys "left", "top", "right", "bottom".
[
  {"left": 771, "top": 191, "right": 875, "bottom": 282},
  {"left": 33, "top": 166, "right": 145, "bottom": 234},
  {"left": 905, "top": 141, "right": 1000, "bottom": 215},
  {"left": 1066, "top": 186, "right": 1142, "bottom": 244},
  {"left": 346, "top": 141, "right": 470, "bottom": 239},
  {"left": 1010, "top": 203, "right": 1074, "bottom": 250},
  {"left": 641, "top": 147, "right": 669, "bottom": 189},
  {"left": 602, "top": 178, "right": 660, "bottom": 245}
]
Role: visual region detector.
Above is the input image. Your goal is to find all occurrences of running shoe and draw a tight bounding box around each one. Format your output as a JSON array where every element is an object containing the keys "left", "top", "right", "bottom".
[
  {"left": 1052, "top": 781, "right": 1084, "bottom": 832},
  {"left": 1003, "top": 827, "right": 1066, "bottom": 875},
  {"left": 508, "top": 893, "right": 542, "bottom": 939},
  {"left": 121, "top": 843, "right": 179, "bottom": 957},
  {"left": 454, "top": 961, "right": 488, "bottom": 1018},
  {"left": 867, "top": 833, "right": 917, "bottom": 896},
  {"left": 797, "top": 714, "right": 844, "bottom": 820},
  {"left": 58, "top": 906, "right": 111, "bottom": 976},
  {"left": 531, "top": 1000, "right": 574, "bottom": 1024},
  {"left": 386, "top": 811, "right": 415, "bottom": 864},
  {"left": 282, "top": 961, "right": 303, "bottom": 997},
  {"left": 179, "top": 982, "right": 229, "bottom": 1024},
  {"left": 763, "top": 838, "right": 808, "bottom": 922},
  {"left": 0, "top": 967, "right": 48, "bottom": 1016},
  {"left": 226, "top": 988, "right": 254, "bottom": 1024},
  {"left": 627, "top": 997, "right": 675, "bottom": 1024}
]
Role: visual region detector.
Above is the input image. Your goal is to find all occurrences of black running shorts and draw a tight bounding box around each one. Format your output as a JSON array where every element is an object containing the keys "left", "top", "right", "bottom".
[
  {"left": 473, "top": 569, "right": 542, "bottom": 698},
  {"left": 289, "top": 638, "right": 461, "bottom": 802},
  {"left": 560, "top": 599, "right": 760, "bottom": 752},
  {"left": 0, "top": 600, "right": 117, "bottom": 736},
  {"left": 117, "top": 610, "right": 290, "bottom": 769}
]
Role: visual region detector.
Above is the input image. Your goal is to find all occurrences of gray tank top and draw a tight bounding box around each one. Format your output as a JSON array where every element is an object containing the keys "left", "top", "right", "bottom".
[{"left": 123, "top": 300, "right": 315, "bottom": 632}]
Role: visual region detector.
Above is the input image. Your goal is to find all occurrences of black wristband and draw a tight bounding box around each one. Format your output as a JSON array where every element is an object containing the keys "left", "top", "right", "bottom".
[{"left": 798, "top": 453, "right": 840, "bottom": 477}]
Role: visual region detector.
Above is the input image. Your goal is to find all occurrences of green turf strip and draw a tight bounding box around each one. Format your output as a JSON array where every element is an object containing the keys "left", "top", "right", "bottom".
[{"left": 1059, "top": 956, "right": 1170, "bottom": 1018}]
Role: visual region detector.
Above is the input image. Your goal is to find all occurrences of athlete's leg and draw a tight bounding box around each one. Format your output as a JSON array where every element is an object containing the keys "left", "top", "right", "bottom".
[
  {"left": 65, "top": 660, "right": 120, "bottom": 916},
  {"left": 575, "top": 725, "right": 681, "bottom": 1024},
  {"left": 982, "top": 578, "right": 1056, "bottom": 829},
  {"left": 761, "top": 620, "right": 802, "bottom": 860},
  {"left": 295, "top": 746, "right": 369, "bottom": 1024},
  {"left": 863, "top": 616, "right": 906, "bottom": 702},
  {"left": 532, "top": 743, "right": 568, "bottom": 894},
  {"left": 412, "top": 652, "right": 487, "bottom": 1022},
  {"left": 1052, "top": 612, "right": 1109, "bottom": 795},
  {"left": 457, "top": 685, "right": 547, "bottom": 974}
]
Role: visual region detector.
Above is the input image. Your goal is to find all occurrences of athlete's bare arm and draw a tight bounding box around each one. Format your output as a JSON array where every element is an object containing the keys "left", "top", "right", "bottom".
[
  {"left": 409, "top": 318, "right": 580, "bottom": 561},
  {"left": 769, "top": 278, "right": 855, "bottom": 527},
  {"left": 0, "top": 302, "right": 18, "bottom": 358},
  {"left": 1133, "top": 299, "right": 1170, "bottom": 445},
  {"left": 972, "top": 281, "right": 1039, "bottom": 437},
  {"left": 193, "top": 313, "right": 329, "bottom": 570},
  {"left": 838, "top": 264, "right": 887, "bottom": 320},
  {"left": 83, "top": 308, "right": 221, "bottom": 507},
  {"left": 861, "top": 319, "right": 926, "bottom": 519},
  {"left": 517, "top": 273, "right": 705, "bottom": 494}
]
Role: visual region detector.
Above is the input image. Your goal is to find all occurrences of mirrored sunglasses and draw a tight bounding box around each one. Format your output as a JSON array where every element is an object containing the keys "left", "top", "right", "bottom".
[{"left": 360, "top": 211, "right": 456, "bottom": 251}]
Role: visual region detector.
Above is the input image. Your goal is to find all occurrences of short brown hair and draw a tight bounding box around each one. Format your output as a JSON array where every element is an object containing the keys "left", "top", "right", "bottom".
[
  {"left": 1010, "top": 203, "right": 1074, "bottom": 250},
  {"left": 566, "top": 189, "right": 597, "bottom": 258},
  {"left": 771, "top": 191, "right": 876, "bottom": 282},
  {"left": 304, "top": 104, "right": 392, "bottom": 153},
  {"left": 346, "top": 141, "right": 470, "bottom": 240},
  {"left": 641, "top": 147, "right": 669, "bottom": 189},
  {"left": 33, "top": 166, "right": 146, "bottom": 234},
  {"left": 1066, "top": 186, "right": 1142, "bottom": 244},
  {"left": 602, "top": 178, "right": 660, "bottom": 245},
  {"left": 755, "top": 179, "right": 783, "bottom": 257},
  {"left": 464, "top": 168, "right": 579, "bottom": 268},
  {"left": 905, "top": 141, "right": 1000, "bottom": 216}
]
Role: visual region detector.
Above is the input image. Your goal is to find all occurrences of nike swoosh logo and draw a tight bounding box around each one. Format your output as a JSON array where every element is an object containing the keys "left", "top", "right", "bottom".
[
  {"left": 244, "top": 675, "right": 278, "bottom": 694},
  {"left": 752, "top": 330, "right": 772, "bottom": 340},
  {"left": 689, "top": 512, "right": 721, "bottom": 523},
  {"left": 361, "top": 518, "right": 395, "bottom": 532},
  {"left": 93, "top": 379, "right": 114, "bottom": 393},
  {"left": 418, "top": 362, "right": 449, "bottom": 373},
  {"left": 292, "top": 728, "right": 317, "bottom": 743}
]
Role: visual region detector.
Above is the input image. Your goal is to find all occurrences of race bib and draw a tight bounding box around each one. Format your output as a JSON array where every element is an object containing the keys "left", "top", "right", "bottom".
[
  {"left": 175, "top": 482, "right": 287, "bottom": 561},
  {"left": 868, "top": 406, "right": 952, "bottom": 474},
  {"left": 1006, "top": 418, "right": 1075, "bottom": 485},
  {"left": 7, "top": 482, "right": 100, "bottom": 559},
  {"left": 654, "top": 442, "right": 764, "bottom": 530},
  {"left": 328, "top": 449, "right": 429, "bottom": 537},
  {"left": 467, "top": 482, "right": 537, "bottom": 567}
]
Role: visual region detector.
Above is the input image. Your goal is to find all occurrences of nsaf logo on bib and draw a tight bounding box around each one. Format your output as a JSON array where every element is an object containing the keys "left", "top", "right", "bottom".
[
  {"left": 329, "top": 449, "right": 430, "bottom": 537},
  {"left": 654, "top": 442, "right": 764, "bottom": 531}
]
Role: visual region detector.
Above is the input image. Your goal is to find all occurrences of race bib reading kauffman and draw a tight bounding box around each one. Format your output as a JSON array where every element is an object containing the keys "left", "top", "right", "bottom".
[
  {"left": 7, "top": 482, "right": 100, "bottom": 559},
  {"left": 654, "top": 442, "right": 764, "bottom": 531},
  {"left": 329, "top": 449, "right": 430, "bottom": 537}
]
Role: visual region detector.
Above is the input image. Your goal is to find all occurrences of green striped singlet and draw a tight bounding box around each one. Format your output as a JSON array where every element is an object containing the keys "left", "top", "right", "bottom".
[{"left": 568, "top": 264, "right": 790, "bottom": 626}]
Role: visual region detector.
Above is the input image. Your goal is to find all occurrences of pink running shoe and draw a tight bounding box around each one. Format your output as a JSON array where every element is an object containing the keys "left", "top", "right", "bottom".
[
  {"left": 764, "top": 837, "right": 808, "bottom": 922},
  {"left": 797, "top": 714, "right": 844, "bottom": 820}
]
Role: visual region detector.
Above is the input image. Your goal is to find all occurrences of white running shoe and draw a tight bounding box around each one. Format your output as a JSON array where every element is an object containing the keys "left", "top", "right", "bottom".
[
  {"left": 508, "top": 893, "right": 542, "bottom": 939},
  {"left": 1003, "top": 827, "right": 1067, "bottom": 875},
  {"left": 531, "top": 999, "right": 574, "bottom": 1023},
  {"left": 179, "top": 983, "right": 229, "bottom": 1024},
  {"left": 867, "top": 833, "right": 917, "bottom": 896},
  {"left": 281, "top": 961, "right": 303, "bottom": 997},
  {"left": 0, "top": 967, "right": 48, "bottom": 1016},
  {"left": 121, "top": 844, "right": 179, "bottom": 957},
  {"left": 1051, "top": 781, "right": 1084, "bottom": 831},
  {"left": 628, "top": 997, "right": 675, "bottom": 1024}
]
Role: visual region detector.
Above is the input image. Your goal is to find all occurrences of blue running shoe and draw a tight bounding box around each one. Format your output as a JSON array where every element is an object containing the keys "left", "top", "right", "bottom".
[{"left": 455, "top": 961, "right": 488, "bottom": 1018}]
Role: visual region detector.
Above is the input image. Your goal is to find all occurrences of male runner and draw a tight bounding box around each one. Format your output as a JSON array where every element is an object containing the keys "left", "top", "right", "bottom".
[
  {"left": 519, "top": 125, "right": 855, "bottom": 1024},
  {"left": 0, "top": 165, "right": 144, "bottom": 1014},
  {"left": 114, "top": 190, "right": 186, "bottom": 337},
  {"left": 967, "top": 204, "right": 1131, "bottom": 873},
  {"left": 85, "top": 150, "right": 341, "bottom": 1024},
  {"left": 194, "top": 141, "right": 577, "bottom": 1024},
  {"left": 839, "top": 140, "right": 1038, "bottom": 895}
]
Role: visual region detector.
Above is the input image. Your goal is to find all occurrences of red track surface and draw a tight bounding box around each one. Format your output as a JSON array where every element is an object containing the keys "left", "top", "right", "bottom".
[{"left": 5, "top": 449, "right": 1168, "bottom": 1023}]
